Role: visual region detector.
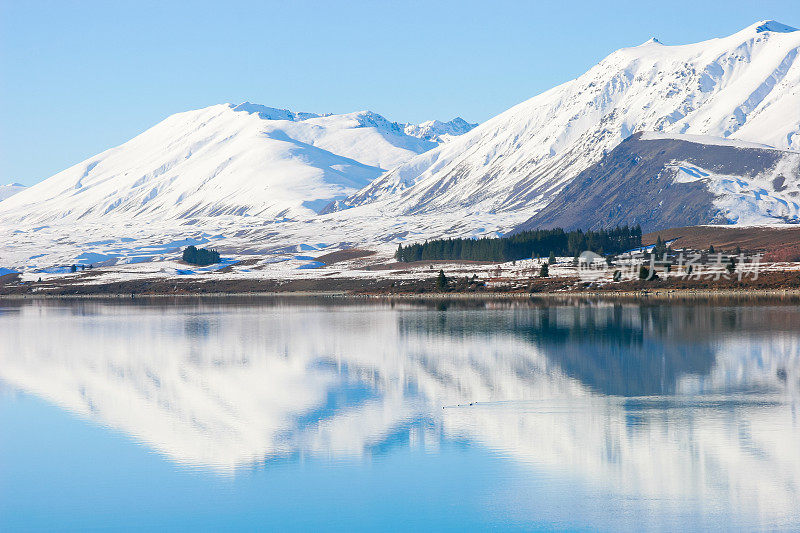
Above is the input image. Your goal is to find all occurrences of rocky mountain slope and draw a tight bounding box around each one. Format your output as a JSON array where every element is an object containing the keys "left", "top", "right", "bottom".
[{"left": 514, "top": 132, "right": 800, "bottom": 232}]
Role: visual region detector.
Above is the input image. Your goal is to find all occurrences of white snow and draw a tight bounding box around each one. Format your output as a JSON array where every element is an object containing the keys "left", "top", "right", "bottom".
[
  {"left": 639, "top": 132, "right": 779, "bottom": 150},
  {"left": 1, "top": 20, "right": 800, "bottom": 272},
  {"left": 0, "top": 182, "right": 26, "bottom": 202},
  {"left": 345, "top": 20, "right": 800, "bottom": 220},
  {"left": 403, "top": 117, "right": 477, "bottom": 143},
  {"left": 0, "top": 104, "right": 474, "bottom": 227},
  {"left": 669, "top": 153, "right": 800, "bottom": 224}
]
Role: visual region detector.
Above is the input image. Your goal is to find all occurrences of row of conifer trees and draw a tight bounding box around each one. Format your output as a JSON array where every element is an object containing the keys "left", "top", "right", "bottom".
[{"left": 394, "top": 226, "right": 642, "bottom": 262}]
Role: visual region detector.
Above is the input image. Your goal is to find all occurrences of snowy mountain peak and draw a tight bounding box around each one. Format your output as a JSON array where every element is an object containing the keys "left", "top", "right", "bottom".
[
  {"left": 404, "top": 117, "right": 478, "bottom": 142},
  {"left": 341, "top": 19, "right": 800, "bottom": 222},
  {"left": 0, "top": 182, "right": 26, "bottom": 202},
  {"left": 751, "top": 20, "right": 798, "bottom": 34},
  {"left": 231, "top": 102, "right": 324, "bottom": 121},
  {"left": 231, "top": 103, "right": 475, "bottom": 143},
  {"left": 0, "top": 101, "right": 476, "bottom": 226},
  {"left": 350, "top": 110, "right": 404, "bottom": 132},
  {"left": 638, "top": 37, "right": 663, "bottom": 46}
]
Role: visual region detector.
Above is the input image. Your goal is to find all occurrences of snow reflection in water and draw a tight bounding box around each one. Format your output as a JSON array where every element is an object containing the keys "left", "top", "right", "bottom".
[{"left": 0, "top": 298, "right": 798, "bottom": 525}]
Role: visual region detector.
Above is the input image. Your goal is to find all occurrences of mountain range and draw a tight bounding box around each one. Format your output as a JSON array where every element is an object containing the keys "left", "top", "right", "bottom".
[
  {"left": 337, "top": 20, "right": 800, "bottom": 222},
  {"left": 0, "top": 103, "right": 475, "bottom": 224},
  {"left": 1, "top": 20, "right": 799, "bottom": 268}
]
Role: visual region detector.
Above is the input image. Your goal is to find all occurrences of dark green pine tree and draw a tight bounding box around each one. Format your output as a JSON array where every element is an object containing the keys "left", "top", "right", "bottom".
[
  {"left": 539, "top": 263, "right": 549, "bottom": 277},
  {"left": 182, "top": 245, "right": 220, "bottom": 266},
  {"left": 436, "top": 269, "right": 449, "bottom": 292},
  {"left": 654, "top": 235, "right": 666, "bottom": 256},
  {"left": 548, "top": 251, "right": 556, "bottom": 264}
]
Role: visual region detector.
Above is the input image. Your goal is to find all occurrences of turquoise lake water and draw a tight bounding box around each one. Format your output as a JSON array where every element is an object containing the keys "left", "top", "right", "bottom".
[{"left": 1, "top": 298, "right": 798, "bottom": 531}]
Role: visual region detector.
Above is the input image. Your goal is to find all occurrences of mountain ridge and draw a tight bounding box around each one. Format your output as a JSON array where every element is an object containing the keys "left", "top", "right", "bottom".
[
  {"left": 2, "top": 21, "right": 800, "bottom": 270},
  {"left": 336, "top": 20, "right": 800, "bottom": 220},
  {"left": 232, "top": 101, "right": 476, "bottom": 143},
  {"left": 0, "top": 182, "right": 26, "bottom": 202},
  {"left": 0, "top": 103, "right": 475, "bottom": 225}
]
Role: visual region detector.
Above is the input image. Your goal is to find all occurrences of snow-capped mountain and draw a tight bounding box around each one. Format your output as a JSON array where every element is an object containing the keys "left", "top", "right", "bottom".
[
  {"left": 403, "top": 117, "right": 477, "bottom": 143},
  {"left": 340, "top": 20, "right": 800, "bottom": 220},
  {"left": 0, "top": 182, "right": 26, "bottom": 202},
  {"left": 2, "top": 20, "right": 800, "bottom": 272},
  {"left": 0, "top": 103, "right": 474, "bottom": 224}
]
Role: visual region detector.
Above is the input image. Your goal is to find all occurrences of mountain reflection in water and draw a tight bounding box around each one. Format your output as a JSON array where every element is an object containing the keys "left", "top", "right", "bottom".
[{"left": 1, "top": 298, "right": 798, "bottom": 523}]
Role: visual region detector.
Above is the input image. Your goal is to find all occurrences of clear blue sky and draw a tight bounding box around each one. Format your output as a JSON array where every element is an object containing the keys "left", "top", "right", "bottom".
[{"left": 1, "top": 0, "right": 798, "bottom": 186}]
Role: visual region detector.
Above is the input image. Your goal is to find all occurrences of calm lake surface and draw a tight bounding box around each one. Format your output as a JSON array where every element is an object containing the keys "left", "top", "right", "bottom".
[{"left": 1, "top": 297, "right": 799, "bottom": 531}]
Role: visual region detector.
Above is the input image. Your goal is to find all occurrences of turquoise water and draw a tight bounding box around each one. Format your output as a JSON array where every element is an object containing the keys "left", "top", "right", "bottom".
[{"left": 1, "top": 298, "right": 799, "bottom": 531}]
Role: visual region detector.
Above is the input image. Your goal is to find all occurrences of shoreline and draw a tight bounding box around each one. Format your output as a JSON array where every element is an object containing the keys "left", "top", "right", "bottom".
[{"left": 3, "top": 288, "right": 800, "bottom": 301}]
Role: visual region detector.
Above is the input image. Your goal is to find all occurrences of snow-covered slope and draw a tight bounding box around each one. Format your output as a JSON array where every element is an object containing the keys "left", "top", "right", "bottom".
[
  {"left": 2, "top": 21, "right": 800, "bottom": 271},
  {"left": 342, "top": 20, "right": 800, "bottom": 219},
  {"left": 0, "top": 182, "right": 26, "bottom": 202},
  {"left": 403, "top": 117, "right": 477, "bottom": 143},
  {"left": 0, "top": 103, "right": 473, "bottom": 225},
  {"left": 514, "top": 133, "right": 800, "bottom": 232}
]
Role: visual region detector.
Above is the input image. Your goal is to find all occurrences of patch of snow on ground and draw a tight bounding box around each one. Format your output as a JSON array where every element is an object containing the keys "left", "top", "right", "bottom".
[
  {"left": 669, "top": 158, "right": 800, "bottom": 224},
  {"left": 639, "top": 132, "right": 779, "bottom": 150}
]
